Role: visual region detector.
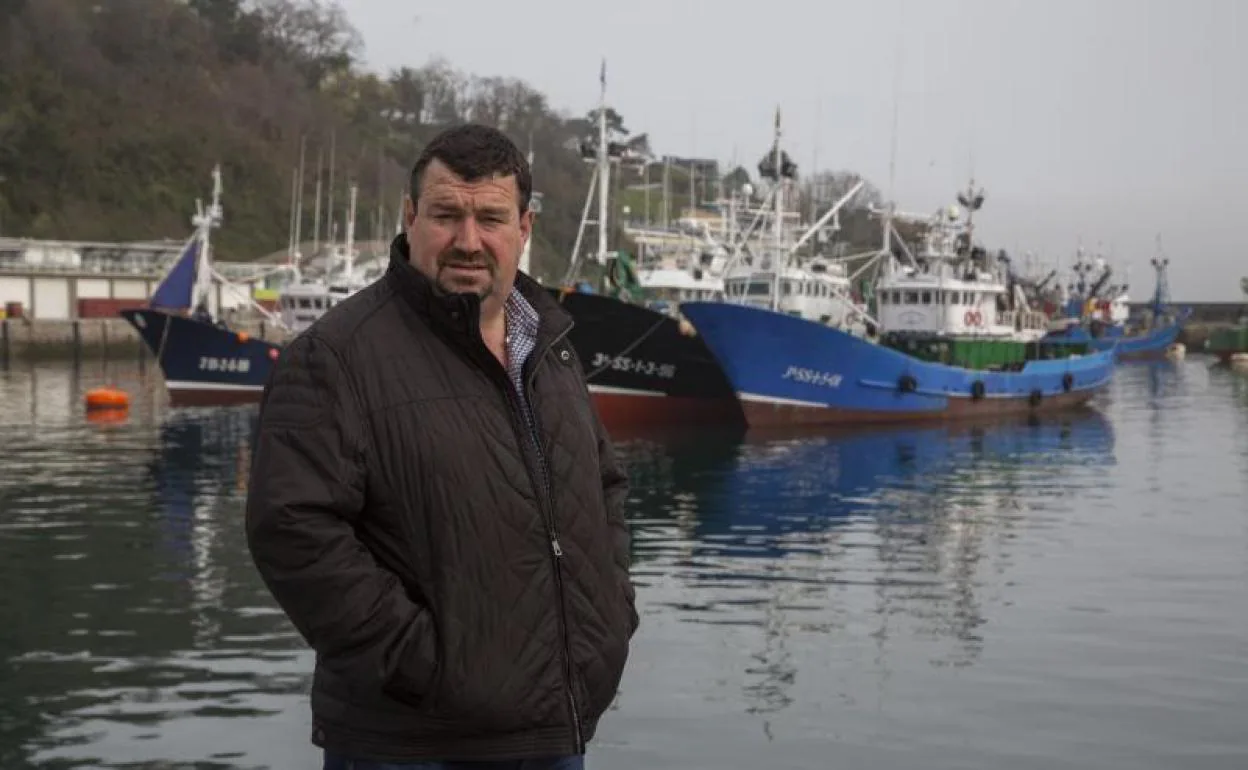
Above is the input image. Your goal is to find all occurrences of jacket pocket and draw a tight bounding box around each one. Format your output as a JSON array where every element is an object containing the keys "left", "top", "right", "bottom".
[
  {"left": 578, "top": 634, "right": 630, "bottom": 722},
  {"left": 378, "top": 607, "right": 440, "bottom": 709},
  {"left": 576, "top": 589, "right": 634, "bottom": 722}
]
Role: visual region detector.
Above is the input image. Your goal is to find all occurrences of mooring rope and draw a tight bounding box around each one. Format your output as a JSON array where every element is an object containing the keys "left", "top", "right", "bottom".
[{"left": 583, "top": 315, "right": 669, "bottom": 381}]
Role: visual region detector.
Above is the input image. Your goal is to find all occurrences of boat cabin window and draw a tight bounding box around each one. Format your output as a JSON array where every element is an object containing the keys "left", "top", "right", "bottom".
[
  {"left": 904, "top": 291, "right": 918, "bottom": 304},
  {"left": 921, "top": 291, "right": 932, "bottom": 305}
]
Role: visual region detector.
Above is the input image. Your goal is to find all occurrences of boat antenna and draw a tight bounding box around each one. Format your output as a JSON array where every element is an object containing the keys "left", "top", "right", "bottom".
[{"left": 881, "top": 0, "right": 905, "bottom": 264}]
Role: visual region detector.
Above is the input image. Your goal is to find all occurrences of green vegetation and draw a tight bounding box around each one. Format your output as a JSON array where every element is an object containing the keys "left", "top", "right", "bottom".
[{"left": 0, "top": 0, "right": 900, "bottom": 283}]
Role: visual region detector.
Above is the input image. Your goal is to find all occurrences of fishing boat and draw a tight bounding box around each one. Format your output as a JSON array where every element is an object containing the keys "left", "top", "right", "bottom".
[
  {"left": 872, "top": 183, "right": 1051, "bottom": 345},
  {"left": 277, "top": 184, "right": 374, "bottom": 333},
  {"left": 551, "top": 63, "right": 742, "bottom": 427},
  {"left": 717, "top": 161, "right": 871, "bottom": 337},
  {"left": 680, "top": 180, "right": 1115, "bottom": 428},
  {"left": 121, "top": 166, "right": 284, "bottom": 406},
  {"left": 1043, "top": 240, "right": 1187, "bottom": 361}
]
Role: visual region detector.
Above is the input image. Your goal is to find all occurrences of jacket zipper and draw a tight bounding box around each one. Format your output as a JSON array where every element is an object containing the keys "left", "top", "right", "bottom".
[
  {"left": 522, "top": 327, "right": 584, "bottom": 754},
  {"left": 491, "top": 325, "right": 584, "bottom": 754}
]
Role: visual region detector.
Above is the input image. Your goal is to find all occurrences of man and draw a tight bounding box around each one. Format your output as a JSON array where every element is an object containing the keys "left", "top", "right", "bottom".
[{"left": 245, "top": 123, "right": 638, "bottom": 770}]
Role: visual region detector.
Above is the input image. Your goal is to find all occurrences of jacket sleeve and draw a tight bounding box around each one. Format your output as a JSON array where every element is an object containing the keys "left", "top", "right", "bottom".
[
  {"left": 592, "top": 405, "right": 638, "bottom": 636},
  {"left": 245, "top": 333, "right": 437, "bottom": 702}
]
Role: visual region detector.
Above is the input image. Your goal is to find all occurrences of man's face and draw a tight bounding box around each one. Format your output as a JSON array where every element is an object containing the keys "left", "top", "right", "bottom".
[{"left": 404, "top": 159, "right": 532, "bottom": 316}]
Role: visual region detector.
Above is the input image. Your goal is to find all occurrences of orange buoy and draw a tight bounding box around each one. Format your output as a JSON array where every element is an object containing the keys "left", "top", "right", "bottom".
[
  {"left": 85, "top": 386, "right": 130, "bottom": 411},
  {"left": 237, "top": 331, "right": 250, "bottom": 343},
  {"left": 86, "top": 408, "right": 129, "bottom": 426}
]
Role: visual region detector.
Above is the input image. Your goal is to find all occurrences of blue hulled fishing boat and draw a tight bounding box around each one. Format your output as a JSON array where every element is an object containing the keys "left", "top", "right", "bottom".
[
  {"left": 680, "top": 163, "right": 1114, "bottom": 429},
  {"left": 121, "top": 166, "right": 282, "bottom": 405},
  {"left": 1042, "top": 241, "right": 1188, "bottom": 362}
]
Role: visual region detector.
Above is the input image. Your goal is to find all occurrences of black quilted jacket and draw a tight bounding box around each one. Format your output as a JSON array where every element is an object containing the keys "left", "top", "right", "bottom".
[{"left": 244, "top": 234, "right": 638, "bottom": 763}]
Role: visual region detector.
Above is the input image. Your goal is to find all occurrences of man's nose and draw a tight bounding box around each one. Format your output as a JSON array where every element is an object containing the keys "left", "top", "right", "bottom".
[{"left": 453, "top": 216, "right": 483, "bottom": 253}]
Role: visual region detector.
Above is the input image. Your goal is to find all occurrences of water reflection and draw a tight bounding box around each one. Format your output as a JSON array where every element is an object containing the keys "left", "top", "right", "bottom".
[
  {"left": 613, "top": 410, "right": 1115, "bottom": 728},
  {"left": 148, "top": 409, "right": 257, "bottom": 647},
  {"left": 6, "top": 359, "right": 1248, "bottom": 770},
  {"left": 1, "top": 402, "right": 307, "bottom": 770}
]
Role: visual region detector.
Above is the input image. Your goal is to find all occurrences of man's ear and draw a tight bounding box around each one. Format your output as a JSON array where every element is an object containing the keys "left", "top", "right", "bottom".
[{"left": 403, "top": 194, "right": 418, "bottom": 228}]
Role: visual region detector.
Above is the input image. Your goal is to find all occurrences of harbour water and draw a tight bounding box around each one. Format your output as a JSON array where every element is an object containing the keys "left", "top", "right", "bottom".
[{"left": 1, "top": 359, "right": 1246, "bottom": 769}]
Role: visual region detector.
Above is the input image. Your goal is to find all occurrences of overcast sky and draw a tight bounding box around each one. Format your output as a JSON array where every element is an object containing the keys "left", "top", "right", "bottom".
[{"left": 337, "top": 0, "right": 1246, "bottom": 301}]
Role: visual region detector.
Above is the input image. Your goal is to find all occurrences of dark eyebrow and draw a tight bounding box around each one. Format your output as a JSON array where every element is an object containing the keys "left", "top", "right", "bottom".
[
  {"left": 426, "top": 200, "right": 463, "bottom": 214},
  {"left": 477, "top": 205, "right": 512, "bottom": 219}
]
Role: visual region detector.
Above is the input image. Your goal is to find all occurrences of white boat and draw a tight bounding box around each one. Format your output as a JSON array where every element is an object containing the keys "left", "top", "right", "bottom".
[
  {"left": 718, "top": 109, "right": 870, "bottom": 333},
  {"left": 875, "top": 184, "right": 1050, "bottom": 342},
  {"left": 277, "top": 184, "right": 371, "bottom": 334}
]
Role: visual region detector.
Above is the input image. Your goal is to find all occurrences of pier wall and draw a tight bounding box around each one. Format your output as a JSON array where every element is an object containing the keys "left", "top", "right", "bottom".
[
  {"left": 0, "top": 318, "right": 292, "bottom": 364},
  {"left": 1129, "top": 301, "right": 1245, "bottom": 325}
]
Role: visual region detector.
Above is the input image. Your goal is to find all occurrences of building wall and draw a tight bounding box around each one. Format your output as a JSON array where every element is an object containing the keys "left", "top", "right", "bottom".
[
  {"left": 76, "top": 278, "right": 111, "bottom": 299},
  {"left": 112, "top": 279, "right": 149, "bottom": 300},
  {"left": 32, "top": 278, "right": 71, "bottom": 319},
  {"left": 0, "top": 276, "right": 30, "bottom": 312}
]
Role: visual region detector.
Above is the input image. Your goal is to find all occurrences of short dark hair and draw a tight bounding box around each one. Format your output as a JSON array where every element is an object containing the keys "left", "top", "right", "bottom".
[{"left": 409, "top": 124, "right": 532, "bottom": 214}]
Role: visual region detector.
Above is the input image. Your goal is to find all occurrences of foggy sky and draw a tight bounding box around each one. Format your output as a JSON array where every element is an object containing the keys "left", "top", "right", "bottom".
[{"left": 338, "top": 0, "right": 1246, "bottom": 301}]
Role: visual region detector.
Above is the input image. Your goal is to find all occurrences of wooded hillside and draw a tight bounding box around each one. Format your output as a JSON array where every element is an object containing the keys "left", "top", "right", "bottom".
[{"left": 0, "top": 0, "right": 896, "bottom": 282}]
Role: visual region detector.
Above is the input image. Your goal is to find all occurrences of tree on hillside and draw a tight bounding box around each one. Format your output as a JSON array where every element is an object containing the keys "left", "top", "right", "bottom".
[
  {"left": 721, "top": 166, "right": 752, "bottom": 193},
  {"left": 0, "top": 0, "right": 914, "bottom": 282}
]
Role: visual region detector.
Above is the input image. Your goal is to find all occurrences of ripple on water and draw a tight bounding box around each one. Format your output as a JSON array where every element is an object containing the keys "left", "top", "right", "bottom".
[{"left": 1, "top": 360, "right": 1246, "bottom": 769}]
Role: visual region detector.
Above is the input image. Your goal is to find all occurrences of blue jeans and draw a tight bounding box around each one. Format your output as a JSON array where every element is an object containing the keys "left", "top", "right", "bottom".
[{"left": 322, "top": 753, "right": 584, "bottom": 770}]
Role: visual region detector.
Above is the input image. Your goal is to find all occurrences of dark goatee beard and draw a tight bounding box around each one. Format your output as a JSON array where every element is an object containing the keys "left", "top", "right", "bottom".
[{"left": 432, "top": 279, "right": 494, "bottom": 300}]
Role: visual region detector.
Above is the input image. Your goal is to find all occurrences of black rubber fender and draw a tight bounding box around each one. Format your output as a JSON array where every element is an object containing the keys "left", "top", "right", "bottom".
[
  {"left": 1061, "top": 372, "right": 1074, "bottom": 392},
  {"left": 1028, "top": 389, "right": 1043, "bottom": 407},
  {"left": 898, "top": 374, "right": 917, "bottom": 393},
  {"left": 970, "top": 380, "right": 986, "bottom": 400}
]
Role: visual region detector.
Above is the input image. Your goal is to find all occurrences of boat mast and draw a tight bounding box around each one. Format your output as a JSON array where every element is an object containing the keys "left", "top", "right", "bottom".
[
  {"left": 561, "top": 60, "right": 610, "bottom": 286},
  {"left": 191, "top": 164, "right": 223, "bottom": 316},
  {"left": 344, "top": 182, "right": 357, "bottom": 280},
  {"left": 293, "top": 135, "right": 306, "bottom": 267},
  {"left": 520, "top": 142, "right": 535, "bottom": 275},
  {"left": 312, "top": 145, "right": 323, "bottom": 257},
  {"left": 596, "top": 58, "right": 611, "bottom": 265},
  {"left": 771, "top": 106, "right": 783, "bottom": 312}
]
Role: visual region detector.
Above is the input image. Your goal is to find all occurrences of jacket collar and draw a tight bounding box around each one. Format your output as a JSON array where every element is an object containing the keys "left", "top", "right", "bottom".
[{"left": 385, "top": 232, "right": 572, "bottom": 347}]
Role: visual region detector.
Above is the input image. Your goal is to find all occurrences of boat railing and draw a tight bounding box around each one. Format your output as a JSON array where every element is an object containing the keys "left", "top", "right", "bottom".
[{"left": 999, "top": 309, "right": 1050, "bottom": 330}]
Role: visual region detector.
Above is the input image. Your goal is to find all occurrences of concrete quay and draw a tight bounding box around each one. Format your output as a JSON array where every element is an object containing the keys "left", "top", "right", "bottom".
[{"left": 0, "top": 317, "right": 293, "bottom": 365}]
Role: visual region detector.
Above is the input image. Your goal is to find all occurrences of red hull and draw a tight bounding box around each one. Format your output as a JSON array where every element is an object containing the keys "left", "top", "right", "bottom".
[
  {"left": 167, "top": 383, "right": 744, "bottom": 427},
  {"left": 740, "top": 388, "right": 1103, "bottom": 429},
  {"left": 590, "top": 388, "right": 741, "bottom": 431},
  {"left": 167, "top": 386, "right": 263, "bottom": 407}
]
